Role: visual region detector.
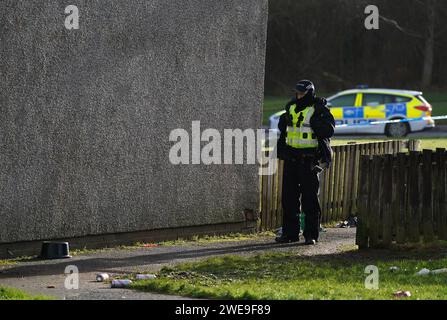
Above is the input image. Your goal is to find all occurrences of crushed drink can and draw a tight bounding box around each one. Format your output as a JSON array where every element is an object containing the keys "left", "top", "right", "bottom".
[
  {"left": 111, "top": 279, "right": 132, "bottom": 288},
  {"left": 136, "top": 274, "right": 157, "bottom": 280},
  {"left": 96, "top": 273, "right": 110, "bottom": 282},
  {"left": 431, "top": 268, "right": 447, "bottom": 274}
]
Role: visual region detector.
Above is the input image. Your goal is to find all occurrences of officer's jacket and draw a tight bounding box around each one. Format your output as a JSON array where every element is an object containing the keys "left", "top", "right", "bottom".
[{"left": 277, "top": 96, "right": 335, "bottom": 164}]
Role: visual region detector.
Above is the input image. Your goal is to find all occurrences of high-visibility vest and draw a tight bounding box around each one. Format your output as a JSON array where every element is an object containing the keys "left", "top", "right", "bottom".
[{"left": 286, "top": 104, "right": 318, "bottom": 149}]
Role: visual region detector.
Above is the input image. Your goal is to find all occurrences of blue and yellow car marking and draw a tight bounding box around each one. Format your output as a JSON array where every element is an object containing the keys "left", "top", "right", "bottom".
[
  {"left": 343, "top": 107, "right": 364, "bottom": 119},
  {"left": 385, "top": 103, "right": 407, "bottom": 118}
]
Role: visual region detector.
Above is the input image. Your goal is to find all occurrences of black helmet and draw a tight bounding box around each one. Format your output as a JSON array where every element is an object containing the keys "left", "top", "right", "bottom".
[{"left": 295, "top": 80, "right": 315, "bottom": 94}]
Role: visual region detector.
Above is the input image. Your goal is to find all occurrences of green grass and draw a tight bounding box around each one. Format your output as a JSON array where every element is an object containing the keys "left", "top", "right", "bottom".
[
  {"left": 263, "top": 92, "right": 447, "bottom": 126},
  {"left": 426, "top": 92, "right": 447, "bottom": 125},
  {"left": 0, "top": 287, "right": 53, "bottom": 300},
  {"left": 331, "top": 137, "right": 447, "bottom": 150},
  {"left": 263, "top": 96, "right": 290, "bottom": 125},
  {"left": 131, "top": 246, "right": 447, "bottom": 300},
  {"left": 157, "top": 232, "right": 275, "bottom": 247},
  {"left": 0, "top": 256, "right": 34, "bottom": 266},
  {"left": 67, "top": 232, "right": 276, "bottom": 256}
]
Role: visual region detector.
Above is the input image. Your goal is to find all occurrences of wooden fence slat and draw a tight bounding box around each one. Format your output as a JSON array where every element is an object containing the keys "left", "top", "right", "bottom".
[
  {"left": 347, "top": 145, "right": 356, "bottom": 215},
  {"left": 266, "top": 168, "right": 272, "bottom": 230},
  {"left": 395, "top": 153, "right": 407, "bottom": 243},
  {"left": 319, "top": 164, "right": 327, "bottom": 223},
  {"left": 261, "top": 166, "right": 269, "bottom": 231},
  {"left": 341, "top": 145, "right": 352, "bottom": 219},
  {"left": 394, "top": 140, "right": 400, "bottom": 154},
  {"left": 276, "top": 160, "right": 284, "bottom": 229},
  {"left": 337, "top": 145, "right": 345, "bottom": 221},
  {"left": 271, "top": 161, "right": 278, "bottom": 230},
  {"left": 382, "top": 154, "right": 393, "bottom": 247},
  {"left": 356, "top": 155, "right": 370, "bottom": 249},
  {"left": 334, "top": 146, "right": 344, "bottom": 220},
  {"left": 390, "top": 154, "right": 398, "bottom": 242},
  {"left": 422, "top": 150, "right": 435, "bottom": 242},
  {"left": 407, "top": 151, "right": 421, "bottom": 243},
  {"left": 436, "top": 149, "right": 447, "bottom": 240},
  {"left": 328, "top": 147, "right": 338, "bottom": 221},
  {"left": 351, "top": 144, "right": 360, "bottom": 214},
  {"left": 323, "top": 152, "right": 332, "bottom": 223},
  {"left": 338, "top": 145, "right": 346, "bottom": 220},
  {"left": 432, "top": 151, "right": 440, "bottom": 238},
  {"left": 369, "top": 156, "right": 382, "bottom": 247}
]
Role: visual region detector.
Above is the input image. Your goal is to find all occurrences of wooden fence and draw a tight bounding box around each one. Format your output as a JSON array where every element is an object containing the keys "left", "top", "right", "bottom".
[
  {"left": 356, "top": 148, "right": 447, "bottom": 248},
  {"left": 259, "top": 140, "right": 421, "bottom": 231}
]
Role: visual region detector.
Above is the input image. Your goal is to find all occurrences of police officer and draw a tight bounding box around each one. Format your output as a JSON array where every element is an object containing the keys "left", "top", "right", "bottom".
[{"left": 275, "top": 80, "right": 335, "bottom": 245}]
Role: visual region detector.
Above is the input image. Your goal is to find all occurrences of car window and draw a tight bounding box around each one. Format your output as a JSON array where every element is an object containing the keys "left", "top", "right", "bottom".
[
  {"left": 328, "top": 94, "right": 356, "bottom": 107},
  {"left": 393, "top": 95, "right": 412, "bottom": 103},
  {"left": 364, "top": 93, "right": 412, "bottom": 105},
  {"left": 363, "top": 94, "right": 385, "bottom": 106}
]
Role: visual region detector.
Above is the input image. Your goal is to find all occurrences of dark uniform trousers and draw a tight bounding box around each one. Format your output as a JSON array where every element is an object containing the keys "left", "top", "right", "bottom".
[{"left": 281, "top": 156, "right": 321, "bottom": 240}]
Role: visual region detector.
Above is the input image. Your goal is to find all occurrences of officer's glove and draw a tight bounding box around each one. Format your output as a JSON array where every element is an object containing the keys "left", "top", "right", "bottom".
[{"left": 319, "top": 160, "right": 330, "bottom": 170}]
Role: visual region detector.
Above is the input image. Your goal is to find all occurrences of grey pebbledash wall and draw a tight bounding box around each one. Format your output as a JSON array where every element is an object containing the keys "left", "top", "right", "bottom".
[{"left": 0, "top": 0, "right": 268, "bottom": 246}]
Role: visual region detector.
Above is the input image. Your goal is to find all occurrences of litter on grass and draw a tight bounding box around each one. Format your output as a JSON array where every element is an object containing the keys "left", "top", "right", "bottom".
[
  {"left": 393, "top": 291, "right": 411, "bottom": 298},
  {"left": 135, "top": 274, "right": 157, "bottom": 280},
  {"left": 415, "top": 268, "right": 447, "bottom": 276},
  {"left": 111, "top": 279, "right": 132, "bottom": 288},
  {"left": 96, "top": 273, "right": 110, "bottom": 282}
]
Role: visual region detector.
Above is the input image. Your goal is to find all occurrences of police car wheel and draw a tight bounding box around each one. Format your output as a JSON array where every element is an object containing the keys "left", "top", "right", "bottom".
[{"left": 385, "top": 122, "right": 409, "bottom": 138}]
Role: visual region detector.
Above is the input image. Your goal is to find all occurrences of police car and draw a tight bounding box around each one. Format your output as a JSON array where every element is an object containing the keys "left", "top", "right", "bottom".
[{"left": 269, "top": 88, "right": 435, "bottom": 137}]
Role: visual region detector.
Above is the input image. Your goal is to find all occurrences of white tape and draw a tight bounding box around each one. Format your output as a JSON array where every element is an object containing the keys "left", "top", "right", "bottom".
[{"left": 335, "top": 115, "right": 447, "bottom": 128}]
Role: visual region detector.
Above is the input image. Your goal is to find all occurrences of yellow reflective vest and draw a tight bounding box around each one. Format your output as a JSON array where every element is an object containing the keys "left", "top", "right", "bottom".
[{"left": 286, "top": 104, "right": 318, "bottom": 149}]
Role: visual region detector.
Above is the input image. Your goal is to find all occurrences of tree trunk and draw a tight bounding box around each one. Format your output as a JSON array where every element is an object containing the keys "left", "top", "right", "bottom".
[{"left": 421, "top": 0, "right": 436, "bottom": 88}]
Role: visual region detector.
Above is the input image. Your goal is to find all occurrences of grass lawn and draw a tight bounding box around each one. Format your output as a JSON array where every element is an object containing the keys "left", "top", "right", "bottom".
[
  {"left": 131, "top": 246, "right": 447, "bottom": 300},
  {"left": 331, "top": 137, "right": 447, "bottom": 150},
  {"left": 0, "top": 287, "right": 52, "bottom": 300},
  {"left": 263, "top": 92, "right": 447, "bottom": 126}
]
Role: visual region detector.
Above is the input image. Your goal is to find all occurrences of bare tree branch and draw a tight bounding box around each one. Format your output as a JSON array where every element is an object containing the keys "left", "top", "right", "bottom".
[
  {"left": 413, "top": 0, "right": 426, "bottom": 7},
  {"left": 379, "top": 15, "right": 425, "bottom": 38}
]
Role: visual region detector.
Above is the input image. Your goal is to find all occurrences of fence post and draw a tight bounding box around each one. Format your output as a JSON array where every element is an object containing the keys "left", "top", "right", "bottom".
[
  {"left": 369, "top": 156, "right": 382, "bottom": 247},
  {"left": 436, "top": 148, "right": 447, "bottom": 240},
  {"left": 335, "top": 145, "right": 345, "bottom": 220},
  {"left": 320, "top": 162, "right": 328, "bottom": 223},
  {"left": 276, "top": 160, "right": 284, "bottom": 230},
  {"left": 261, "top": 162, "right": 269, "bottom": 231},
  {"left": 408, "top": 139, "right": 421, "bottom": 152},
  {"left": 407, "top": 151, "right": 421, "bottom": 243},
  {"left": 422, "top": 150, "right": 435, "bottom": 242},
  {"left": 342, "top": 145, "right": 352, "bottom": 219},
  {"left": 271, "top": 159, "right": 278, "bottom": 230},
  {"left": 323, "top": 149, "right": 333, "bottom": 224},
  {"left": 382, "top": 154, "right": 393, "bottom": 247},
  {"left": 395, "top": 153, "right": 407, "bottom": 243},
  {"left": 356, "top": 155, "right": 370, "bottom": 249}
]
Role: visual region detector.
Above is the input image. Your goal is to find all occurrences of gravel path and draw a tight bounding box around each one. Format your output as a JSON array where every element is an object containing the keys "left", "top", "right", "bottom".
[{"left": 0, "top": 228, "right": 356, "bottom": 300}]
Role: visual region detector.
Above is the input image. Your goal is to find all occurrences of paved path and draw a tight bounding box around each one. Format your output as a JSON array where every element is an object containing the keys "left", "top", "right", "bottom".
[{"left": 0, "top": 228, "right": 356, "bottom": 300}]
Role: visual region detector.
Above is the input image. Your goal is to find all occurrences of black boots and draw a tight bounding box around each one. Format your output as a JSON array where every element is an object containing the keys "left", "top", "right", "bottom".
[
  {"left": 304, "top": 238, "right": 317, "bottom": 245},
  {"left": 275, "top": 235, "right": 300, "bottom": 243}
]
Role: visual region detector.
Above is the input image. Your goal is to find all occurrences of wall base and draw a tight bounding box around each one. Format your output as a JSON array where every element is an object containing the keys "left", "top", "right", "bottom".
[{"left": 0, "top": 221, "right": 258, "bottom": 259}]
